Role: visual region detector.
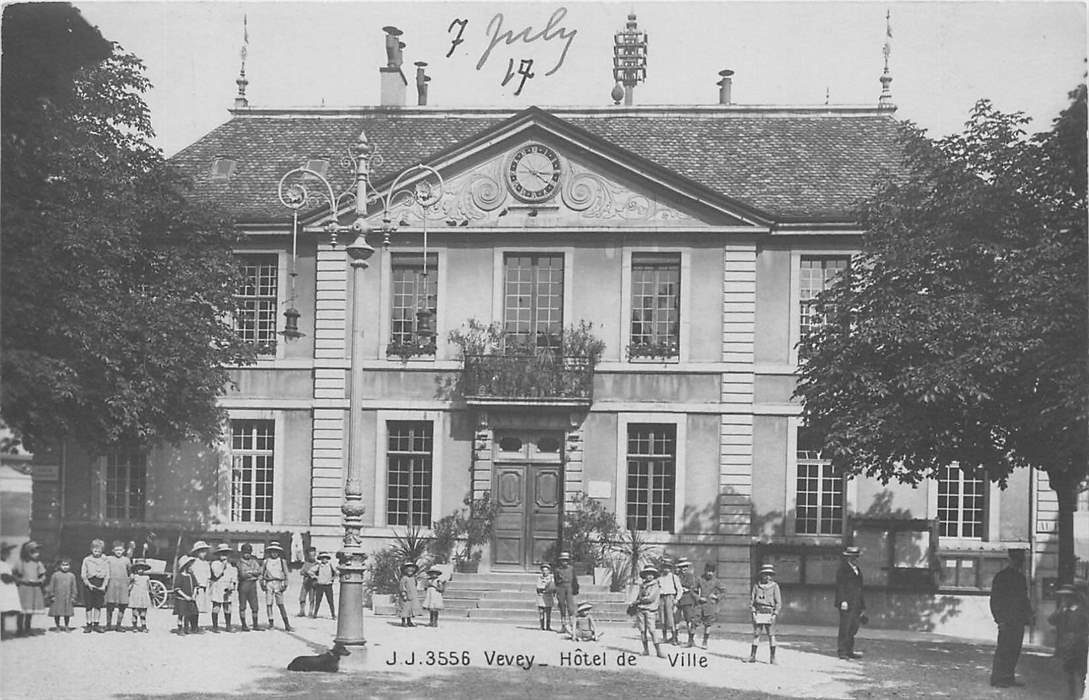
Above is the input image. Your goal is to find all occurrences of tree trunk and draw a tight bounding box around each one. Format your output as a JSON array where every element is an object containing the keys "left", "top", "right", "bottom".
[{"left": 1048, "top": 469, "right": 1079, "bottom": 585}]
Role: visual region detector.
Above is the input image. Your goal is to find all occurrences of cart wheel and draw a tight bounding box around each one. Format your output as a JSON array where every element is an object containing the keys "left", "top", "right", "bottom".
[{"left": 149, "top": 579, "right": 169, "bottom": 609}]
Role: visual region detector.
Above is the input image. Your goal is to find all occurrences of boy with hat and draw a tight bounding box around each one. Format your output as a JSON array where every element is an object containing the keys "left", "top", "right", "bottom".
[
  {"left": 236, "top": 543, "right": 262, "bottom": 631},
  {"left": 422, "top": 567, "right": 445, "bottom": 627},
  {"left": 553, "top": 552, "right": 579, "bottom": 635},
  {"left": 397, "top": 561, "right": 421, "bottom": 627},
  {"left": 536, "top": 563, "right": 556, "bottom": 631},
  {"left": 260, "top": 542, "right": 292, "bottom": 631},
  {"left": 835, "top": 545, "right": 866, "bottom": 660},
  {"left": 745, "top": 563, "right": 782, "bottom": 662},
  {"left": 189, "top": 541, "right": 212, "bottom": 632},
  {"left": 298, "top": 546, "right": 318, "bottom": 617},
  {"left": 633, "top": 565, "right": 665, "bottom": 658},
  {"left": 674, "top": 558, "right": 699, "bottom": 647},
  {"left": 1049, "top": 583, "right": 1089, "bottom": 700},
  {"left": 571, "top": 601, "right": 601, "bottom": 641},
  {"left": 657, "top": 560, "right": 681, "bottom": 644},
  {"left": 694, "top": 563, "right": 723, "bottom": 651},
  {"left": 311, "top": 552, "right": 337, "bottom": 619},
  {"left": 209, "top": 544, "right": 238, "bottom": 632}
]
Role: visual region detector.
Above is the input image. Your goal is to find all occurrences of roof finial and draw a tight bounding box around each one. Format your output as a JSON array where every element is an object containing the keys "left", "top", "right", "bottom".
[
  {"left": 234, "top": 14, "right": 249, "bottom": 109},
  {"left": 878, "top": 9, "right": 895, "bottom": 111},
  {"left": 612, "top": 11, "right": 647, "bottom": 106}
]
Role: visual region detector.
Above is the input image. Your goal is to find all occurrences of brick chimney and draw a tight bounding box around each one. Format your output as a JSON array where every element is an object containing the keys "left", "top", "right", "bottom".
[
  {"left": 717, "top": 69, "right": 734, "bottom": 105},
  {"left": 380, "top": 26, "right": 407, "bottom": 106}
]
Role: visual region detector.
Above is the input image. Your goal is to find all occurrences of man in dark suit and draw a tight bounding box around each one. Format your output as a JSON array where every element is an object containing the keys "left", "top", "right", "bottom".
[
  {"left": 835, "top": 545, "right": 865, "bottom": 659},
  {"left": 989, "top": 548, "right": 1033, "bottom": 687}
]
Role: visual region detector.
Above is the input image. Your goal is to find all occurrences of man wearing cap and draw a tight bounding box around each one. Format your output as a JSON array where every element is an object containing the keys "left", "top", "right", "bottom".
[
  {"left": 675, "top": 558, "right": 699, "bottom": 647},
  {"left": 189, "top": 541, "right": 211, "bottom": 632},
  {"left": 634, "top": 565, "right": 665, "bottom": 657},
  {"left": 989, "top": 548, "right": 1033, "bottom": 687},
  {"left": 657, "top": 560, "right": 681, "bottom": 644},
  {"left": 209, "top": 544, "right": 238, "bottom": 632},
  {"left": 695, "top": 563, "right": 723, "bottom": 651},
  {"left": 236, "top": 543, "right": 262, "bottom": 631},
  {"left": 260, "top": 542, "right": 292, "bottom": 631},
  {"left": 835, "top": 546, "right": 865, "bottom": 660},
  {"left": 553, "top": 552, "right": 579, "bottom": 635}
]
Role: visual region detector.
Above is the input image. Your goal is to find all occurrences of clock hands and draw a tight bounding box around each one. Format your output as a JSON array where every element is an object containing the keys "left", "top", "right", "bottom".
[{"left": 517, "top": 163, "right": 553, "bottom": 187}]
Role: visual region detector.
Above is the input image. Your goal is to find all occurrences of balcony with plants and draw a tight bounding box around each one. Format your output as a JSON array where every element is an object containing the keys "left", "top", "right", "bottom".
[{"left": 448, "top": 319, "right": 605, "bottom": 408}]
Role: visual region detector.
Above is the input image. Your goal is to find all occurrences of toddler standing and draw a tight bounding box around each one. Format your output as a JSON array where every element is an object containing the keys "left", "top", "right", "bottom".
[
  {"left": 127, "top": 561, "right": 153, "bottom": 632},
  {"left": 173, "top": 555, "right": 199, "bottom": 634},
  {"left": 311, "top": 552, "right": 337, "bottom": 619},
  {"left": 536, "top": 563, "right": 555, "bottom": 630},
  {"left": 46, "top": 557, "right": 78, "bottom": 631}
]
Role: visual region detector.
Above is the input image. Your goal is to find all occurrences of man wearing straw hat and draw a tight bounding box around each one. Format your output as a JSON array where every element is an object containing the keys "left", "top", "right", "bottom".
[
  {"left": 835, "top": 545, "right": 865, "bottom": 660},
  {"left": 632, "top": 565, "right": 665, "bottom": 658}
]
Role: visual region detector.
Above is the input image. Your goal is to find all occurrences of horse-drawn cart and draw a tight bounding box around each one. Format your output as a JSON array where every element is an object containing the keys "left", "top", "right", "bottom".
[{"left": 140, "top": 558, "right": 172, "bottom": 609}]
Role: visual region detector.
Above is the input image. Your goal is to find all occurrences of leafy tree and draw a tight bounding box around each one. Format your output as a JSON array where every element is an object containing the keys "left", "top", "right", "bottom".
[
  {"left": 795, "top": 85, "right": 1088, "bottom": 584},
  {"left": 1, "top": 4, "right": 253, "bottom": 454}
]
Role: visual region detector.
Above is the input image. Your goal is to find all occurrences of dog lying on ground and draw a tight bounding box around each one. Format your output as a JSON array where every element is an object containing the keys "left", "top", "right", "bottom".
[{"left": 287, "top": 643, "right": 351, "bottom": 672}]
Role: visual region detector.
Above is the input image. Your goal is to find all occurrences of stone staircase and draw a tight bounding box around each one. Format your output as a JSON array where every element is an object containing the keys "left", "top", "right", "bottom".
[{"left": 438, "top": 570, "right": 632, "bottom": 623}]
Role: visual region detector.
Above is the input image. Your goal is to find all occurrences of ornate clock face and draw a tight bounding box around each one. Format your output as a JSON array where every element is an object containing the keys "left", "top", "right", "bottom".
[{"left": 508, "top": 144, "right": 561, "bottom": 202}]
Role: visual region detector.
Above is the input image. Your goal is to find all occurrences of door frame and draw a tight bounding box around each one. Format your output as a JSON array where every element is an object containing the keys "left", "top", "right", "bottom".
[{"left": 490, "top": 430, "right": 565, "bottom": 569}]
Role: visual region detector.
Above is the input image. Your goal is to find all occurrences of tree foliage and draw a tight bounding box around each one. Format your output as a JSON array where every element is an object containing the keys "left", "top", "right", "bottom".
[
  {"left": 795, "top": 86, "right": 1087, "bottom": 579},
  {"left": 1, "top": 5, "right": 253, "bottom": 453}
]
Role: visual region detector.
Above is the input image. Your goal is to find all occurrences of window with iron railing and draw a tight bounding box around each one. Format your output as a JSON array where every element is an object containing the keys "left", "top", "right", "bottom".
[{"left": 389, "top": 253, "right": 438, "bottom": 358}]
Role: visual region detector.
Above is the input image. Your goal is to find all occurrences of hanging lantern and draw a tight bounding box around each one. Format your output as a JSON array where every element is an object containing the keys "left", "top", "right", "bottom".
[
  {"left": 281, "top": 306, "right": 304, "bottom": 340},
  {"left": 415, "top": 308, "right": 436, "bottom": 341}
]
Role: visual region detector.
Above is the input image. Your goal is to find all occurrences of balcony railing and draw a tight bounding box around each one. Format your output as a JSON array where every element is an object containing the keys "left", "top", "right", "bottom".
[{"left": 461, "top": 353, "right": 594, "bottom": 406}]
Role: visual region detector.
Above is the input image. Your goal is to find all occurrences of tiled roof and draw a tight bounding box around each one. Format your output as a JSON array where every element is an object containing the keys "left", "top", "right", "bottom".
[{"left": 170, "top": 107, "right": 904, "bottom": 224}]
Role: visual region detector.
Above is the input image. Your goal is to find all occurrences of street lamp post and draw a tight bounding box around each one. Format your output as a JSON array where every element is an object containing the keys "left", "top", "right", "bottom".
[
  {"left": 278, "top": 130, "right": 374, "bottom": 649},
  {"left": 276, "top": 134, "right": 444, "bottom": 652}
]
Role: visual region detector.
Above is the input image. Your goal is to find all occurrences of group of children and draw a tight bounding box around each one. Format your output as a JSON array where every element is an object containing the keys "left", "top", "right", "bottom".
[
  {"left": 529, "top": 554, "right": 782, "bottom": 660},
  {"left": 396, "top": 562, "right": 446, "bottom": 627}
]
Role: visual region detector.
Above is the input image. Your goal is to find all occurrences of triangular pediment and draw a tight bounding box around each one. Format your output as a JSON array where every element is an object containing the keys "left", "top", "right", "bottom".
[{"left": 326, "top": 108, "right": 770, "bottom": 231}]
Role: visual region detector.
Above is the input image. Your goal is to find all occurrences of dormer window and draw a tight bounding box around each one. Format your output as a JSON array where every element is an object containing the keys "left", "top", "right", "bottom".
[
  {"left": 211, "top": 157, "right": 237, "bottom": 181},
  {"left": 305, "top": 159, "right": 330, "bottom": 177}
]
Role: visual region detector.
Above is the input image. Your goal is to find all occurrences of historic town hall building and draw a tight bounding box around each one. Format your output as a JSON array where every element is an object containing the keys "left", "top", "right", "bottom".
[{"left": 30, "top": 17, "right": 1069, "bottom": 634}]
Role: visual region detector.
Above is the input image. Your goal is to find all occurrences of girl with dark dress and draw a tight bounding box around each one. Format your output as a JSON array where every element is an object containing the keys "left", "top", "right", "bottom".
[
  {"left": 46, "top": 558, "right": 78, "bottom": 631},
  {"left": 173, "top": 555, "right": 199, "bottom": 635}
]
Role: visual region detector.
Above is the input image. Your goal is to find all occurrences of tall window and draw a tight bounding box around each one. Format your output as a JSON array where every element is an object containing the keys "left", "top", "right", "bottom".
[
  {"left": 105, "top": 450, "right": 146, "bottom": 520},
  {"left": 938, "top": 465, "right": 985, "bottom": 538},
  {"left": 795, "top": 432, "right": 844, "bottom": 535},
  {"left": 390, "top": 253, "right": 438, "bottom": 353},
  {"left": 387, "top": 421, "right": 433, "bottom": 526},
  {"left": 630, "top": 253, "right": 680, "bottom": 358},
  {"left": 230, "top": 420, "right": 274, "bottom": 523},
  {"left": 503, "top": 254, "right": 564, "bottom": 350},
  {"left": 799, "top": 256, "right": 849, "bottom": 339},
  {"left": 626, "top": 424, "right": 676, "bottom": 532},
  {"left": 235, "top": 254, "right": 279, "bottom": 355}
]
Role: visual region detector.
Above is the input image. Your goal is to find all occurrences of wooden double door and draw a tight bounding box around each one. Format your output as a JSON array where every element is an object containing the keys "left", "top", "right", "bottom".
[{"left": 491, "top": 431, "right": 563, "bottom": 569}]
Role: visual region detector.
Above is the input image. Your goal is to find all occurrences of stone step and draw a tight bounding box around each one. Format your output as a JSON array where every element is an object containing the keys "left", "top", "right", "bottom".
[
  {"left": 466, "top": 609, "right": 634, "bottom": 622},
  {"left": 445, "top": 582, "right": 613, "bottom": 593}
]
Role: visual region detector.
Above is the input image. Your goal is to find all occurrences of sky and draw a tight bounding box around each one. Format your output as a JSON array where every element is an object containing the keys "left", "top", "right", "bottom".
[{"left": 70, "top": 1, "right": 1087, "bottom": 157}]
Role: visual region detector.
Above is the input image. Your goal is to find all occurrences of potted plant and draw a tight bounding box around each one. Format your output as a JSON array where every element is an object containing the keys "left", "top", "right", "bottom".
[
  {"left": 559, "top": 493, "right": 621, "bottom": 583},
  {"left": 426, "top": 492, "right": 499, "bottom": 574}
]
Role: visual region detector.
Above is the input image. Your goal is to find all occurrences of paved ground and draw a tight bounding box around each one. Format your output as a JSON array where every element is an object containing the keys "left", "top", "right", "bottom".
[{"left": 0, "top": 608, "right": 1069, "bottom": 699}]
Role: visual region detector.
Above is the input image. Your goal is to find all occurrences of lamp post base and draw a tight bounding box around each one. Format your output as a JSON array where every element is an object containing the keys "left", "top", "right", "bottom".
[{"left": 334, "top": 546, "right": 367, "bottom": 648}]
